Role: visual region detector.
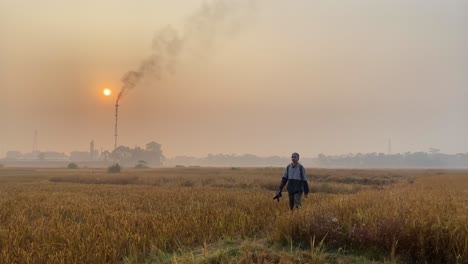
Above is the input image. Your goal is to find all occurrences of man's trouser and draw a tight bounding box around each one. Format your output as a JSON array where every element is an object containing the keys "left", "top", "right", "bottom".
[{"left": 288, "top": 192, "right": 302, "bottom": 210}]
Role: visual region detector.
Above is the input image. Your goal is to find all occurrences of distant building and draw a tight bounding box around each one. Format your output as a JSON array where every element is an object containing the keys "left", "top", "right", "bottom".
[
  {"left": 70, "top": 151, "right": 90, "bottom": 162},
  {"left": 6, "top": 151, "right": 23, "bottom": 160},
  {"left": 23, "top": 151, "right": 39, "bottom": 159},
  {"left": 43, "top": 151, "right": 68, "bottom": 160}
]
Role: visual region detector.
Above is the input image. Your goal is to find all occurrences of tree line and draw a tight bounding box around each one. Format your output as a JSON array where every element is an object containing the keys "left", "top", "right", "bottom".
[{"left": 166, "top": 152, "right": 468, "bottom": 168}]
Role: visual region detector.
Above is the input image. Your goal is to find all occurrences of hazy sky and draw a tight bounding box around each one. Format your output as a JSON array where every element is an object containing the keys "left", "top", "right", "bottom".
[{"left": 1, "top": 0, "right": 467, "bottom": 158}]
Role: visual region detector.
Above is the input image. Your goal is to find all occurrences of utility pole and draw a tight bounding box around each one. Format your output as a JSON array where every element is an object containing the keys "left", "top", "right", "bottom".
[{"left": 114, "top": 101, "right": 119, "bottom": 149}]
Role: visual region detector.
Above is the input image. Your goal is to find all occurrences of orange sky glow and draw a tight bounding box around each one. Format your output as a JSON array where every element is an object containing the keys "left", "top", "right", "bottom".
[{"left": 1, "top": 0, "right": 467, "bottom": 157}]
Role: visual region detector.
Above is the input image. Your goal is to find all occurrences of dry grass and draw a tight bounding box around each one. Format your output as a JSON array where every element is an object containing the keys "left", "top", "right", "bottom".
[
  {"left": 0, "top": 167, "right": 466, "bottom": 263},
  {"left": 0, "top": 184, "right": 278, "bottom": 263},
  {"left": 273, "top": 171, "right": 468, "bottom": 263},
  {"left": 46, "top": 167, "right": 409, "bottom": 194},
  {"left": 133, "top": 239, "right": 329, "bottom": 264}
]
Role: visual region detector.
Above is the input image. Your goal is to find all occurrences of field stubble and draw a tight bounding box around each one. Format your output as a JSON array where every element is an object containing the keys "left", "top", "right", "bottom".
[{"left": 0, "top": 167, "right": 466, "bottom": 263}]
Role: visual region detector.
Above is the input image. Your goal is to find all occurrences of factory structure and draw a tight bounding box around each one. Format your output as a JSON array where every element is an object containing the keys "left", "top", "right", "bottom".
[{"left": 1, "top": 140, "right": 112, "bottom": 167}]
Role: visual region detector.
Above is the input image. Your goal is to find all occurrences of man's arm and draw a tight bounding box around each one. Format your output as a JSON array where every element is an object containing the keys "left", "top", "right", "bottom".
[
  {"left": 273, "top": 167, "right": 289, "bottom": 201},
  {"left": 273, "top": 166, "right": 289, "bottom": 202},
  {"left": 301, "top": 165, "right": 309, "bottom": 196},
  {"left": 273, "top": 177, "right": 288, "bottom": 202},
  {"left": 279, "top": 177, "right": 288, "bottom": 191},
  {"left": 278, "top": 166, "right": 289, "bottom": 191}
]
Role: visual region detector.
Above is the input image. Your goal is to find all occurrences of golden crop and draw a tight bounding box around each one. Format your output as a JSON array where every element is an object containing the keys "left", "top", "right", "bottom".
[{"left": 0, "top": 168, "right": 466, "bottom": 263}]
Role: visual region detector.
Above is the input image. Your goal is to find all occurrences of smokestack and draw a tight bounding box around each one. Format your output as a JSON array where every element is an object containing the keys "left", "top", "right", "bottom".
[
  {"left": 112, "top": 0, "right": 256, "bottom": 149},
  {"left": 114, "top": 93, "right": 121, "bottom": 149},
  {"left": 116, "top": 0, "right": 256, "bottom": 101},
  {"left": 90, "top": 139, "right": 95, "bottom": 160}
]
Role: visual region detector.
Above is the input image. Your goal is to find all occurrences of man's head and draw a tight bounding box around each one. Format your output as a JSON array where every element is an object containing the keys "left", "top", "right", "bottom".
[{"left": 291, "top": 152, "right": 300, "bottom": 164}]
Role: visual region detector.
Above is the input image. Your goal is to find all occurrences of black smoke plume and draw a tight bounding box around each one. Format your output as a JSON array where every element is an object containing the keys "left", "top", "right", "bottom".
[{"left": 117, "top": 0, "right": 257, "bottom": 102}]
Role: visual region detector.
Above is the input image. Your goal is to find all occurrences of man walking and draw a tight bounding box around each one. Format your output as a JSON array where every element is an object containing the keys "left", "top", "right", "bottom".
[{"left": 274, "top": 152, "right": 309, "bottom": 210}]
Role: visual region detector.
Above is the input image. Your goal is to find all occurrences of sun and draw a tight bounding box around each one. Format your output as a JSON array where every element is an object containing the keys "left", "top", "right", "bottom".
[{"left": 103, "top": 88, "right": 112, "bottom": 96}]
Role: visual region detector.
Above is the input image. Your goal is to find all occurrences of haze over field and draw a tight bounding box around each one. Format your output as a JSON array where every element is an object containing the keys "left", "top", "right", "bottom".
[{"left": 1, "top": 0, "right": 467, "bottom": 157}]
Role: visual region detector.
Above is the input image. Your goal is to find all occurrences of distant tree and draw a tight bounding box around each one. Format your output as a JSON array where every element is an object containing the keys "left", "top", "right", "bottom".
[
  {"left": 108, "top": 163, "right": 121, "bottom": 173},
  {"left": 67, "top": 163, "right": 79, "bottom": 169},
  {"left": 110, "top": 146, "right": 133, "bottom": 163},
  {"left": 146, "top": 142, "right": 161, "bottom": 152},
  {"left": 145, "top": 141, "right": 164, "bottom": 166},
  {"left": 317, "top": 153, "right": 330, "bottom": 167},
  {"left": 101, "top": 150, "right": 111, "bottom": 161},
  {"left": 132, "top": 147, "right": 146, "bottom": 164},
  {"left": 38, "top": 152, "right": 46, "bottom": 160},
  {"left": 135, "top": 160, "right": 148, "bottom": 169},
  {"left": 109, "top": 143, "right": 164, "bottom": 167}
]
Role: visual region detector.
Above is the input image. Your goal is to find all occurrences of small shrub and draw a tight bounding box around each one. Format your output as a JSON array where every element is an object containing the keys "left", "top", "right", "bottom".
[
  {"left": 107, "top": 163, "right": 121, "bottom": 173},
  {"left": 134, "top": 163, "right": 148, "bottom": 169},
  {"left": 0, "top": 163, "right": 4, "bottom": 168},
  {"left": 135, "top": 160, "right": 148, "bottom": 169},
  {"left": 67, "top": 163, "right": 79, "bottom": 169}
]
